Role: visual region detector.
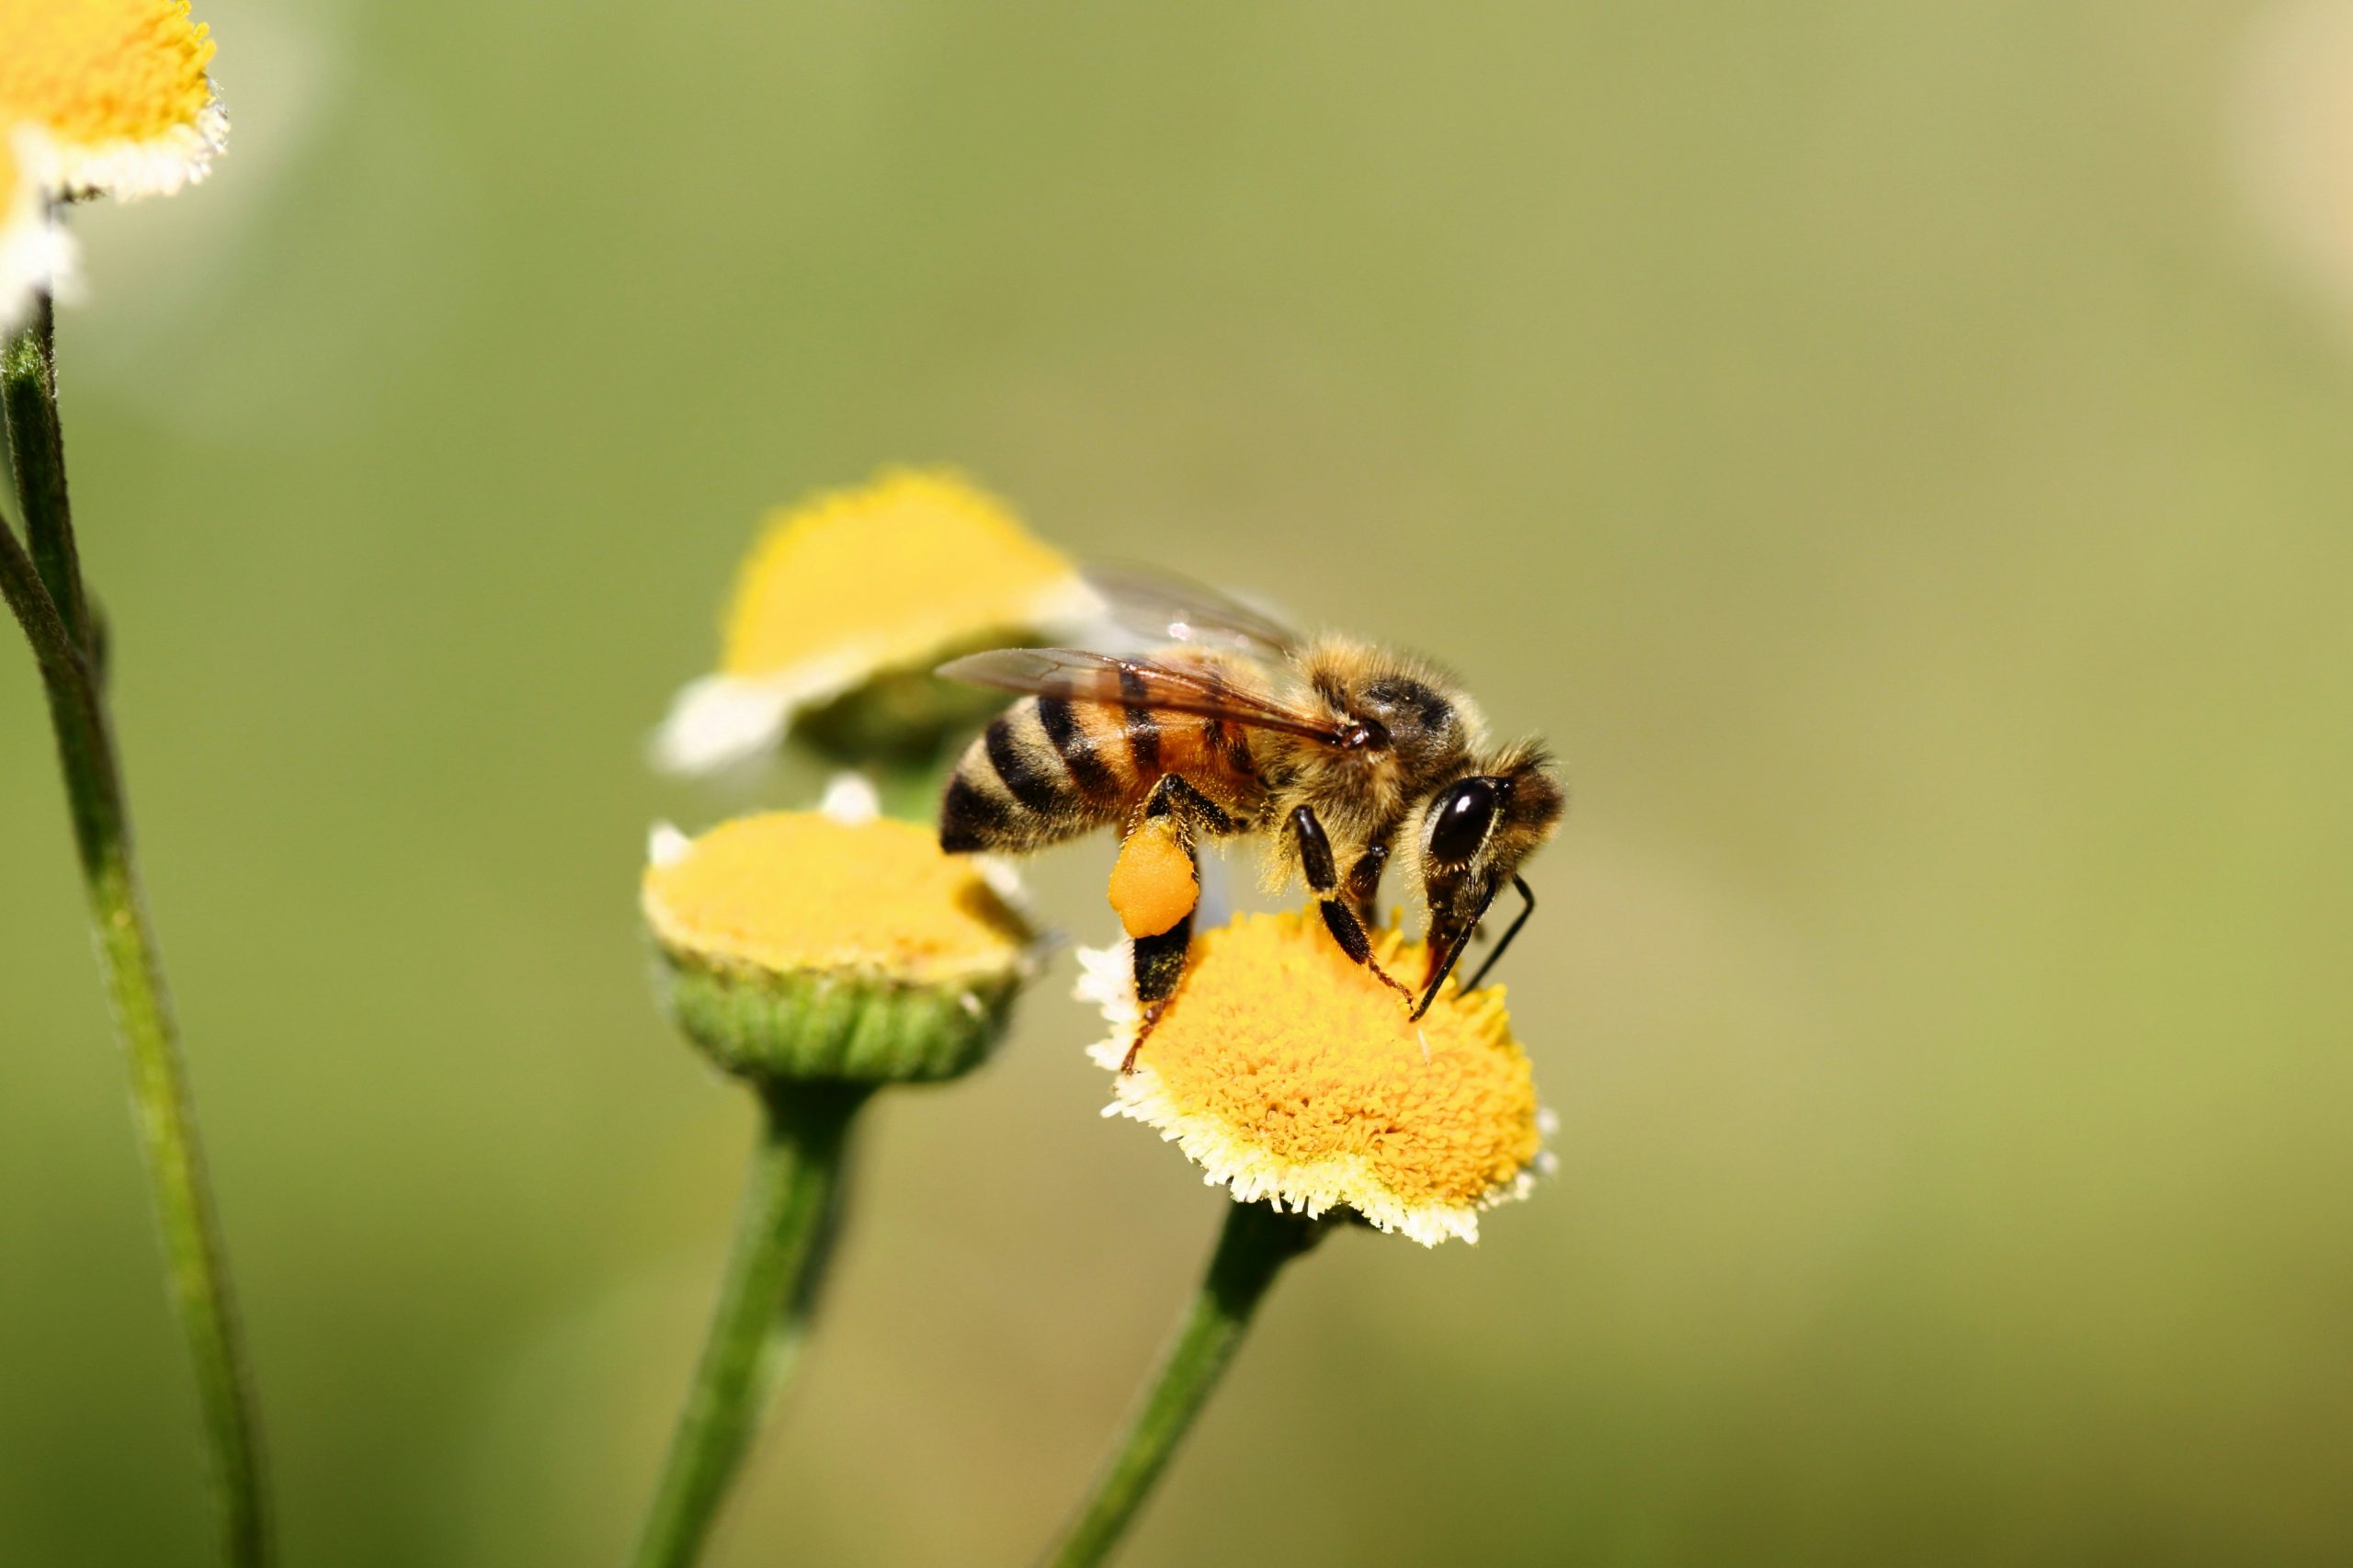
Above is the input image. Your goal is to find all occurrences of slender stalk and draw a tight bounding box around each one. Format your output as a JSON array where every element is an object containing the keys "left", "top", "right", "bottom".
[
  {"left": 1043, "top": 1203, "right": 1327, "bottom": 1568},
  {"left": 0, "top": 503, "right": 80, "bottom": 677},
  {"left": 631, "top": 1081, "right": 872, "bottom": 1568},
  {"left": 3, "top": 310, "right": 271, "bottom": 1566},
  {"left": 5, "top": 299, "right": 90, "bottom": 648}
]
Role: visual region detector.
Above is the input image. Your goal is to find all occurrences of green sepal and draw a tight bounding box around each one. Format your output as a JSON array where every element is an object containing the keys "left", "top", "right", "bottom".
[{"left": 658, "top": 953, "right": 1023, "bottom": 1085}]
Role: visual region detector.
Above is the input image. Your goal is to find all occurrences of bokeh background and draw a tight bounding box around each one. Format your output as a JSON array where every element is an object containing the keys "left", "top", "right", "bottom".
[{"left": 6, "top": 3, "right": 2351, "bottom": 1563}]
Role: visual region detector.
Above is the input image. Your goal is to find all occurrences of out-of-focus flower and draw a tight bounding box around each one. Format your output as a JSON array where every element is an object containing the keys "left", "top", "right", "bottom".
[
  {"left": 1080, "top": 911, "right": 1552, "bottom": 1245},
  {"left": 2234, "top": 0, "right": 2353, "bottom": 343},
  {"left": 643, "top": 809, "right": 1037, "bottom": 1084},
  {"left": 0, "top": 132, "right": 74, "bottom": 331},
  {"left": 0, "top": 0, "right": 227, "bottom": 199},
  {"left": 654, "top": 469, "right": 1102, "bottom": 774}
]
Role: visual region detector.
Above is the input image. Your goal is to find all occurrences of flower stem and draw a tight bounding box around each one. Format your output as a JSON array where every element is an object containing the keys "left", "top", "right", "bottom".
[
  {"left": 631, "top": 1081, "right": 872, "bottom": 1568},
  {"left": 4, "top": 300, "right": 91, "bottom": 650},
  {"left": 1043, "top": 1203, "right": 1328, "bottom": 1568},
  {"left": 2, "top": 308, "right": 272, "bottom": 1567}
]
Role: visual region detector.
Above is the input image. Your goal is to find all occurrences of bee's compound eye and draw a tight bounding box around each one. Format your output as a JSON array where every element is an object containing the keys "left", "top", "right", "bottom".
[{"left": 1427, "top": 778, "right": 1498, "bottom": 865}]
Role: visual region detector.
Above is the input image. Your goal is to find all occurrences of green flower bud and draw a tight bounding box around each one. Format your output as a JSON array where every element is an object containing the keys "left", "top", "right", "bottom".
[{"left": 644, "top": 812, "right": 1036, "bottom": 1085}]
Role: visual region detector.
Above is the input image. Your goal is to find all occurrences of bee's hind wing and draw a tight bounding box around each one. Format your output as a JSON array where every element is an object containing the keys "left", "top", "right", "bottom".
[
  {"left": 1083, "top": 563, "right": 1302, "bottom": 658},
  {"left": 937, "top": 648, "right": 1341, "bottom": 744}
]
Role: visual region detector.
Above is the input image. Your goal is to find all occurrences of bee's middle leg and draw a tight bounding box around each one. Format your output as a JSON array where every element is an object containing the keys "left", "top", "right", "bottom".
[
  {"left": 1290, "top": 805, "right": 1414, "bottom": 1005},
  {"left": 1345, "top": 841, "right": 1390, "bottom": 931}
]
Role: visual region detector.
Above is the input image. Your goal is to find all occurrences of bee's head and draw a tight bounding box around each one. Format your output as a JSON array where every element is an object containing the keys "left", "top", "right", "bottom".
[{"left": 1412, "top": 746, "right": 1565, "bottom": 1001}]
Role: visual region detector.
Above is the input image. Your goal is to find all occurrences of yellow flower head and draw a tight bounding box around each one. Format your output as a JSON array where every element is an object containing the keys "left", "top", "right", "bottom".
[
  {"left": 655, "top": 468, "right": 1103, "bottom": 773},
  {"left": 0, "top": 0, "right": 226, "bottom": 199},
  {"left": 1081, "top": 911, "right": 1552, "bottom": 1246},
  {"left": 0, "top": 132, "right": 74, "bottom": 331},
  {"left": 644, "top": 809, "right": 1037, "bottom": 1083}
]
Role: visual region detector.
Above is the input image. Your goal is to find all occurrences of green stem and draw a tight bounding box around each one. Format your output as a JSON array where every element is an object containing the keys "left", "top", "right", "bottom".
[
  {"left": 1043, "top": 1203, "right": 1327, "bottom": 1568},
  {"left": 631, "top": 1082, "right": 871, "bottom": 1568},
  {"left": 2, "top": 310, "right": 271, "bottom": 1567},
  {"left": 5, "top": 300, "right": 90, "bottom": 649}
]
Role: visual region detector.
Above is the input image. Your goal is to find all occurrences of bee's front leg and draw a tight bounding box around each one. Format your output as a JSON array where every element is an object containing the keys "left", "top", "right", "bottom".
[{"left": 1290, "top": 805, "right": 1415, "bottom": 1006}]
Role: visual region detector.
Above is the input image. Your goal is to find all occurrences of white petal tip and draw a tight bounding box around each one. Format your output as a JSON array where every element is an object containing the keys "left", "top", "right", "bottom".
[
  {"left": 16, "top": 102, "right": 231, "bottom": 202},
  {"left": 1, "top": 142, "right": 74, "bottom": 330},
  {"left": 646, "top": 822, "right": 694, "bottom": 868},
  {"left": 818, "top": 772, "right": 882, "bottom": 824},
  {"left": 652, "top": 676, "right": 791, "bottom": 775}
]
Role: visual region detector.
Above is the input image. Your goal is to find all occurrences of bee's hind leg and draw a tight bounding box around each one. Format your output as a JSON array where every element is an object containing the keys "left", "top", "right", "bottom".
[
  {"left": 1122, "top": 915, "right": 1193, "bottom": 1073},
  {"left": 1117, "top": 775, "right": 1212, "bottom": 1073},
  {"left": 1290, "top": 805, "right": 1415, "bottom": 1006}
]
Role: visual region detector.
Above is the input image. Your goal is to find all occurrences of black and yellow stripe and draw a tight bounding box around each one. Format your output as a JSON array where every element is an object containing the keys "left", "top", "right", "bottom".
[
  {"left": 938, "top": 692, "right": 1270, "bottom": 855},
  {"left": 939, "top": 697, "right": 1132, "bottom": 852},
  {"left": 1037, "top": 697, "right": 1122, "bottom": 804}
]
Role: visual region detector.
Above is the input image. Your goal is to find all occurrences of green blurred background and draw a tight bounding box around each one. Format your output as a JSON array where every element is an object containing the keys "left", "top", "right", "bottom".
[{"left": 6, "top": 2, "right": 2351, "bottom": 1562}]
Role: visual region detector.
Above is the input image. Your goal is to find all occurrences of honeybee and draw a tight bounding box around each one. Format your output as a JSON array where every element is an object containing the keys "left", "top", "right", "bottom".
[{"left": 937, "top": 568, "right": 1565, "bottom": 1071}]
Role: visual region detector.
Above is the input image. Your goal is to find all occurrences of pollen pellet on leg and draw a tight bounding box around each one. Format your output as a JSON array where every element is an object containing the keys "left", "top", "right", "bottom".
[{"left": 1108, "top": 819, "right": 1197, "bottom": 938}]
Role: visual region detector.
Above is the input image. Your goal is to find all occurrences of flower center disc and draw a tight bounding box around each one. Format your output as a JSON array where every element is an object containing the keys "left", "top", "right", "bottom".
[
  {"left": 0, "top": 0, "right": 217, "bottom": 145},
  {"left": 1133, "top": 911, "right": 1543, "bottom": 1224}
]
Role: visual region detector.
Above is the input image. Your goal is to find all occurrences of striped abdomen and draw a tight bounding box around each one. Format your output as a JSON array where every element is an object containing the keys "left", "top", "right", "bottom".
[{"left": 938, "top": 694, "right": 1266, "bottom": 853}]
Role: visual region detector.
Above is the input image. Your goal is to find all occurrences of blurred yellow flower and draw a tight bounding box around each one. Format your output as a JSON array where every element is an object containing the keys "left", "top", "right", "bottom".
[
  {"left": 655, "top": 468, "right": 1102, "bottom": 773},
  {"left": 0, "top": 133, "right": 74, "bottom": 330},
  {"left": 0, "top": 0, "right": 226, "bottom": 199},
  {"left": 645, "top": 810, "right": 1031, "bottom": 983},
  {"left": 643, "top": 810, "right": 1036, "bottom": 1082},
  {"left": 1081, "top": 911, "right": 1552, "bottom": 1245}
]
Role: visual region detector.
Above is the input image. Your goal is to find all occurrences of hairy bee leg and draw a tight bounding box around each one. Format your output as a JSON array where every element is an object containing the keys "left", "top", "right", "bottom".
[
  {"left": 1120, "top": 775, "right": 1207, "bottom": 1074},
  {"left": 1344, "top": 842, "right": 1390, "bottom": 931},
  {"left": 1122, "top": 918, "right": 1193, "bottom": 1073},
  {"left": 1290, "top": 805, "right": 1415, "bottom": 1006}
]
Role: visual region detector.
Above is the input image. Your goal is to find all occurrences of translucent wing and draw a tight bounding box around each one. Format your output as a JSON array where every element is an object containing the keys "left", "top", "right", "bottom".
[
  {"left": 938, "top": 647, "right": 1341, "bottom": 743},
  {"left": 1084, "top": 563, "right": 1302, "bottom": 657}
]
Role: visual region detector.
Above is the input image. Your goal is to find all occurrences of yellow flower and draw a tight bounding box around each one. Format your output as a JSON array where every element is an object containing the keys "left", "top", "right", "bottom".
[
  {"left": 654, "top": 468, "right": 1102, "bottom": 773},
  {"left": 0, "top": 0, "right": 226, "bottom": 200},
  {"left": 0, "top": 132, "right": 74, "bottom": 331},
  {"left": 1080, "top": 911, "right": 1552, "bottom": 1246},
  {"left": 643, "top": 809, "right": 1037, "bottom": 1083}
]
